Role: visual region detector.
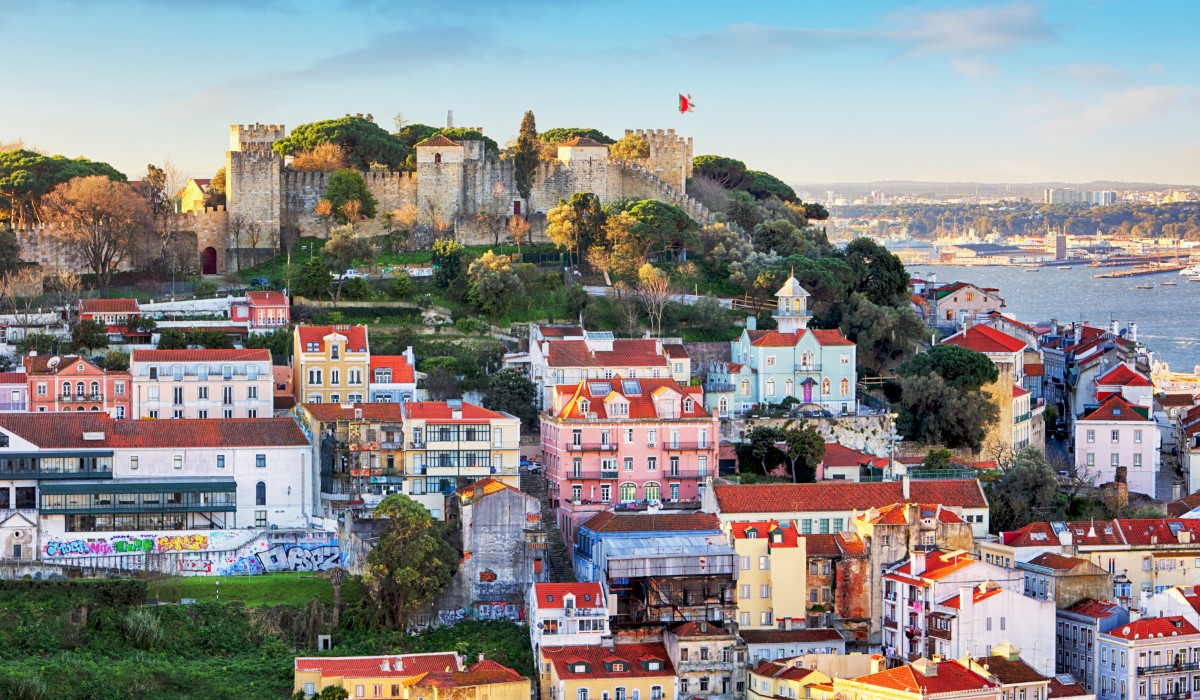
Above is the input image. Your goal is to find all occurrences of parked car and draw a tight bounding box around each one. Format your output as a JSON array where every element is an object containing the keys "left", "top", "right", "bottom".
[
  {"left": 335, "top": 269, "right": 368, "bottom": 281},
  {"left": 249, "top": 277, "right": 271, "bottom": 288}
]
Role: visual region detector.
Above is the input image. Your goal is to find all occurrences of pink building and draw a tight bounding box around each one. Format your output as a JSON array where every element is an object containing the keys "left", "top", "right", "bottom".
[
  {"left": 540, "top": 377, "right": 717, "bottom": 549},
  {"left": 1074, "top": 394, "right": 1160, "bottom": 497},
  {"left": 231, "top": 291, "right": 290, "bottom": 330}
]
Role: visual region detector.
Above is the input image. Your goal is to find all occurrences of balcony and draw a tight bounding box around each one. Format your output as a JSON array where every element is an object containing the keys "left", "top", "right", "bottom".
[
  {"left": 1014, "top": 411, "right": 1032, "bottom": 424},
  {"left": 321, "top": 491, "right": 353, "bottom": 502},
  {"left": 563, "top": 607, "right": 606, "bottom": 618},
  {"left": 706, "top": 383, "right": 734, "bottom": 393},
  {"left": 1138, "top": 662, "right": 1200, "bottom": 676},
  {"left": 883, "top": 617, "right": 898, "bottom": 629},
  {"left": 927, "top": 627, "right": 953, "bottom": 641},
  {"left": 59, "top": 393, "right": 103, "bottom": 402},
  {"left": 794, "top": 364, "right": 823, "bottom": 373},
  {"left": 566, "top": 443, "right": 618, "bottom": 453},
  {"left": 664, "top": 442, "right": 710, "bottom": 451},
  {"left": 1149, "top": 693, "right": 1193, "bottom": 700}
]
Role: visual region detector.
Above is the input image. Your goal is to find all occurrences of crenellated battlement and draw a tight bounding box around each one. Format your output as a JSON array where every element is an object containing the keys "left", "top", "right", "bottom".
[
  {"left": 624, "top": 128, "right": 693, "bottom": 192},
  {"left": 230, "top": 123, "right": 286, "bottom": 152}
]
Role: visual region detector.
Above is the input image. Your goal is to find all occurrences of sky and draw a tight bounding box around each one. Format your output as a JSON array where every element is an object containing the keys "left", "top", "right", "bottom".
[{"left": 2, "top": 0, "right": 1198, "bottom": 186}]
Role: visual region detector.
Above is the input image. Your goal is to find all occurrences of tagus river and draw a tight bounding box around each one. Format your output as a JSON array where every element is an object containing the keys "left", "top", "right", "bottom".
[{"left": 907, "top": 264, "right": 1200, "bottom": 373}]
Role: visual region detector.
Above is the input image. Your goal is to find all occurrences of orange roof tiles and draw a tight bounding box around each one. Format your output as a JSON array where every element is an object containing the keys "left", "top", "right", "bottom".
[
  {"left": 671, "top": 620, "right": 731, "bottom": 637},
  {"left": 1025, "top": 552, "right": 1090, "bottom": 571},
  {"left": 1063, "top": 599, "right": 1122, "bottom": 619},
  {"left": 1104, "top": 617, "right": 1199, "bottom": 640},
  {"left": 403, "top": 401, "right": 506, "bottom": 421},
  {"left": 560, "top": 136, "right": 609, "bottom": 147},
  {"left": 1168, "top": 490, "right": 1200, "bottom": 517},
  {"left": 969, "top": 656, "right": 1047, "bottom": 685},
  {"left": 852, "top": 660, "right": 998, "bottom": 694},
  {"left": 748, "top": 329, "right": 853, "bottom": 348},
  {"left": 582, "top": 512, "right": 720, "bottom": 534},
  {"left": 1096, "top": 364, "right": 1151, "bottom": 387},
  {"left": 303, "top": 402, "right": 404, "bottom": 422},
  {"left": 802, "top": 534, "right": 842, "bottom": 557},
  {"left": 296, "top": 325, "right": 368, "bottom": 352},
  {"left": 1079, "top": 395, "right": 1151, "bottom": 422},
  {"left": 370, "top": 355, "right": 415, "bottom": 384},
  {"left": 1013, "top": 385, "right": 1030, "bottom": 398},
  {"left": 1048, "top": 678, "right": 1091, "bottom": 699},
  {"left": 541, "top": 643, "right": 674, "bottom": 679},
  {"left": 131, "top": 349, "right": 271, "bottom": 363},
  {"left": 822, "top": 442, "right": 888, "bottom": 469},
  {"left": 0, "top": 413, "right": 307, "bottom": 449},
  {"left": 418, "top": 134, "right": 461, "bottom": 147},
  {"left": 939, "top": 584, "right": 1003, "bottom": 608},
  {"left": 24, "top": 355, "right": 103, "bottom": 375},
  {"left": 0, "top": 372, "right": 27, "bottom": 384},
  {"left": 942, "top": 324, "right": 1027, "bottom": 354},
  {"left": 80, "top": 299, "right": 140, "bottom": 314},
  {"left": 295, "top": 653, "right": 461, "bottom": 678},
  {"left": 713, "top": 479, "right": 987, "bottom": 514},
  {"left": 887, "top": 549, "right": 979, "bottom": 582},
  {"left": 246, "top": 290, "right": 288, "bottom": 306},
  {"left": 533, "top": 582, "right": 606, "bottom": 609},
  {"left": 552, "top": 377, "right": 709, "bottom": 421},
  {"left": 739, "top": 628, "right": 843, "bottom": 645},
  {"left": 546, "top": 339, "right": 668, "bottom": 368},
  {"left": 728, "top": 521, "right": 800, "bottom": 547}
]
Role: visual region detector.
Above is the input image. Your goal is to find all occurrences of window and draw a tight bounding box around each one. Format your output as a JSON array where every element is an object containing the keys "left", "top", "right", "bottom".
[
  {"left": 198, "top": 387, "right": 209, "bottom": 400},
  {"left": 256, "top": 454, "right": 266, "bottom": 468},
  {"left": 644, "top": 482, "right": 659, "bottom": 501},
  {"left": 766, "top": 355, "right": 776, "bottom": 366},
  {"left": 356, "top": 686, "right": 364, "bottom": 698},
  {"left": 173, "top": 455, "right": 183, "bottom": 470},
  {"left": 198, "top": 365, "right": 209, "bottom": 380},
  {"left": 600, "top": 484, "right": 610, "bottom": 502},
  {"left": 1111, "top": 429, "right": 1120, "bottom": 443},
  {"left": 647, "top": 456, "right": 657, "bottom": 471},
  {"left": 248, "top": 386, "right": 258, "bottom": 399},
  {"left": 624, "top": 428, "right": 633, "bottom": 443},
  {"left": 578, "top": 690, "right": 588, "bottom": 700},
  {"left": 739, "top": 556, "right": 750, "bottom": 571},
  {"left": 1087, "top": 429, "right": 1095, "bottom": 443},
  {"left": 1134, "top": 429, "right": 1143, "bottom": 443},
  {"left": 130, "top": 456, "right": 138, "bottom": 470},
  {"left": 620, "top": 482, "right": 636, "bottom": 503},
  {"left": 216, "top": 455, "right": 225, "bottom": 469},
  {"left": 114, "top": 381, "right": 124, "bottom": 396},
  {"left": 222, "top": 365, "right": 232, "bottom": 380},
  {"left": 1111, "top": 454, "right": 1120, "bottom": 467},
  {"left": 255, "top": 510, "right": 267, "bottom": 527},
  {"left": 841, "top": 378, "right": 850, "bottom": 395},
  {"left": 149, "top": 367, "right": 158, "bottom": 380},
  {"left": 248, "top": 409, "right": 257, "bottom": 418},
  {"left": 256, "top": 481, "right": 266, "bottom": 506},
  {"left": 36, "top": 383, "right": 46, "bottom": 396},
  {"left": 148, "top": 386, "right": 160, "bottom": 401},
  {"left": 740, "top": 612, "right": 749, "bottom": 626},
  {"left": 760, "top": 584, "right": 770, "bottom": 598},
  {"left": 740, "top": 379, "right": 750, "bottom": 396},
  {"left": 307, "top": 368, "right": 323, "bottom": 385},
  {"left": 172, "top": 409, "right": 183, "bottom": 419},
  {"left": 759, "top": 556, "right": 769, "bottom": 570},
  {"left": 822, "top": 378, "right": 831, "bottom": 395},
  {"left": 330, "top": 369, "right": 340, "bottom": 386},
  {"left": 766, "top": 379, "right": 775, "bottom": 396},
  {"left": 1087, "top": 452, "right": 1095, "bottom": 467},
  {"left": 760, "top": 611, "right": 772, "bottom": 625},
  {"left": 173, "top": 387, "right": 184, "bottom": 405},
  {"left": 1133, "top": 454, "right": 1142, "bottom": 467},
  {"left": 740, "top": 584, "right": 750, "bottom": 599}
]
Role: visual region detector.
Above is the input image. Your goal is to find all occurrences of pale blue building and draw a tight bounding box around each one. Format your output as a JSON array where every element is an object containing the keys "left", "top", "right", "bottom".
[{"left": 705, "top": 276, "right": 858, "bottom": 416}]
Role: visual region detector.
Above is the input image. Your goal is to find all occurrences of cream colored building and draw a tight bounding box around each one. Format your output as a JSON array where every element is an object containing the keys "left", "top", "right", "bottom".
[
  {"left": 294, "top": 652, "right": 530, "bottom": 700},
  {"left": 747, "top": 658, "right": 831, "bottom": 700},
  {"left": 130, "top": 349, "right": 274, "bottom": 420},
  {"left": 292, "top": 325, "right": 371, "bottom": 405},
  {"left": 727, "top": 520, "right": 807, "bottom": 630},
  {"left": 539, "top": 642, "right": 677, "bottom": 700}
]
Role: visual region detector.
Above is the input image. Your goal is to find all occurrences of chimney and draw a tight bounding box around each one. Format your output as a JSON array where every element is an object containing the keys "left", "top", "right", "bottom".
[
  {"left": 354, "top": 408, "right": 363, "bottom": 420},
  {"left": 698, "top": 620, "right": 708, "bottom": 634},
  {"left": 600, "top": 635, "right": 614, "bottom": 649},
  {"left": 1111, "top": 319, "right": 1120, "bottom": 336},
  {"left": 1179, "top": 530, "right": 1191, "bottom": 545},
  {"left": 911, "top": 549, "right": 926, "bottom": 576},
  {"left": 1115, "top": 466, "right": 1128, "bottom": 485},
  {"left": 959, "top": 586, "right": 972, "bottom": 610},
  {"left": 478, "top": 653, "right": 485, "bottom": 663},
  {"left": 1130, "top": 322, "right": 1138, "bottom": 343},
  {"left": 902, "top": 473, "right": 911, "bottom": 501},
  {"left": 1074, "top": 323, "right": 1082, "bottom": 345}
]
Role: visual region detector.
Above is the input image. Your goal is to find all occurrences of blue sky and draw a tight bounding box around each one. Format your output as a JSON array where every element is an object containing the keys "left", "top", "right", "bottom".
[{"left": 2, "top": 0, "right": 1197, "bottom": 185}]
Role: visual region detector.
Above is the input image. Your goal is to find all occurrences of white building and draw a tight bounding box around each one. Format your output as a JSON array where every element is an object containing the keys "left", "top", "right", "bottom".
[
  {"left": 1074, "top": 395, "right": 1160, "bottom": 496},
  {"left": 928, "top": 583, "right": 1057, "bottom": 675},
  {"left": 1096, "top": 617, "right": 1200, "bottom": 700},
  {"left": 527, "top": 582, "right": 610, "bottom": 659},
  {"left": 130, "top": 349, "right": 274, "bottom": 420}
]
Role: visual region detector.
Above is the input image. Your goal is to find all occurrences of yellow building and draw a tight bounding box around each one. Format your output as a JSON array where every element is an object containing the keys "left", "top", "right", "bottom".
[
  {"left": 728, "top": 521, "right": 807, "bottom": 629},
  {"left": 747, "top": 658, "right": 831, "bottom": 700},
  {"left": 293, "top": 325, "right": 372, "bottom": 404},
  {"left": 834, "top": 658, "right": 1002, "bottom": 700},
  {"left": 539, "top": 643, "right": 676, "bottom": 700},
  {"left": 174, "top": 177, "right": 212, "bottom": 213},
  {"left": 294, "top": 652, "right": 530, "bottom": 700}
]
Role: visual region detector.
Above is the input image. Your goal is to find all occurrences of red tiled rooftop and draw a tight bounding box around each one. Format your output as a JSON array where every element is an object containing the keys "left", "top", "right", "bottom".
[
  {"left": 302, "top": 402, "right": 404, "bottom": 422},
  {"left": 1025, "top": 552, "right": 1090, "bottom": 571},
  {"left": 418, "top": 134, "right": 461, "bottom": 147},
  {"left": 1104, "top": 617, "right": 1198, "bottom": 640},
  {"left": 0, "top": 413, "right": 307, "bottom": 448},
  {"left": 1168, "top": 490, "right": 1200, "bottom": 517},
  {"left": 546, "top": 339, "right": 668, "bottom": 369},
  {"left": 533, "top": 582, "right": 606, "bottom": 609},
  {"left": 541, "top": 643, "right": 674, "bottom": 679},
  {"left": 80, "top": 298, "right": 140, "bottom": 314},
  {"left": 1096, "top": 364, "right": 1151, "bottom": 387},
  {"left": 1064, "top": 598, "right": 1122, "bottom": 619},
  {"left": 887, "top": 549, "right": 978, "bottom": 582},
  {"left": 582, "top": 511, "right": 720, "bottom": 534},
  {"left": 939, "top": 584, "right": 1003, "bottom": 608},
  {"left": 0, "top": 372, "right": 26, "bottom": 384},
  {"left": 739, "top": 628, "right": 843, "bottom": 645},
  {"left": 851, "top": 660, "right": 998, "bottom": 694},
  {"left": 370, "top": 355, "right": 415, "bottom": 384},
  {"left": 1113, "top": 518, "right": 1200, "bottom": 546},
  {"left": 246, "top": 290, "right": 288, "bottom": 306},
  {"left": 1048, "top": 677, "right": 1091, "bottom": 699},
  {"left": 822, "top": 442, "right": 887, "bottom": 469},
  {"left": 1079, "top": 394, "right": 1151, "bottom": 422},
  {"left": 748, "top": 329, "right": 853, "bottom": 348},
  {"left": 727, "top": 521, "right": 800, "bottom": 548},
  {"left": 713, "top": 479, "right": 987, "bottom": 513},
  {"left": 560, "top": 136, "right": 609, "bottom": 147},
  {"left": 551, "top": 377, "right": 709, "bottom": 420},
  {"left": 296, "top": 325, "right": 368, "bottom": 352},
  {"left": 942, "top": 324, "right": 1027, "bottom": 354},
  {"left": 131, "top": 349, "right": 270, "bottom": 363},
  {"left": 295, "top": 653, "right": 461, "bottom": 679},
  {"left": 969, "top": 656, "right": 1047, "bottom": 685},
  {"left": 1013, "top": 385, "right": 1030, "bottom": 398},
  {"left": 403, "top": 401, "right": 506, "bottom": 422}
]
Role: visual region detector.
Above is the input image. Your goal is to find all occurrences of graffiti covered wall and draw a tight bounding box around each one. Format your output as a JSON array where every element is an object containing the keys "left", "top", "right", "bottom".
[{"left": 39, "top": 529, "right": 341, "bottom": 577}]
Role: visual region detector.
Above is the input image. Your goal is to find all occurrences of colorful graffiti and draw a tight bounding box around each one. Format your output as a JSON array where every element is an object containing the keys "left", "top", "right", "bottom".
[
  {"left": 178, "top": 560, "right": 212, "bottom": 573},
  {"left": 216, "top": 544, "right": 341, "bottom": 576},
  {"left": 156, "top": 534, "right": 208, "bottom": 552},
  {"left": 475, "top": 602, "right": 523, "bottom": 621},
  {"left": 43, "top": 533, "right": 208, "bottom": 558}
]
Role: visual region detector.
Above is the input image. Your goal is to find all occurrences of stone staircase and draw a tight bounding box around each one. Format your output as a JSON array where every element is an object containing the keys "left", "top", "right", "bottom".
[{"left": 521, "top": 472, "right": 576, "bottom": 583}]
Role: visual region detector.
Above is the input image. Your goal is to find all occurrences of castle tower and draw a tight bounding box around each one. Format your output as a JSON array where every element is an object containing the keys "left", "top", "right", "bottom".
[
  {"left": 627, "top": 128, "right": 693, "bottom": 192},
  {"left": 415, "top": 134, "right": 466, "bottom": 226},
  {"left": 226, "top": 123, "right": 285, "bottom": 234},
  {"left": 773, "top": 275, "right": 811, "bottom": 333}
]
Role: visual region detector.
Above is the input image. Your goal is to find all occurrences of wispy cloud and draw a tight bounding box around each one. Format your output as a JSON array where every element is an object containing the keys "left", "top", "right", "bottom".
[
  {"left": 1042, "top": 62, "right": 1125, "bottom": 83},
  {"left": 1022, "top": 85, "right": 1197, "bottom": 136},
  {"left": 664, "top": 1, "right": 1055, "bottom": 60},
  {"left": 952, "top": 57, "right": 999, "bottom": 79}
]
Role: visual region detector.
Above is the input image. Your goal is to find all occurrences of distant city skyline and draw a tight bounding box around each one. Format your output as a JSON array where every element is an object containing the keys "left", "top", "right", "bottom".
[{"left": 2, "top": 0, "right": 1198, "bottom": 185}]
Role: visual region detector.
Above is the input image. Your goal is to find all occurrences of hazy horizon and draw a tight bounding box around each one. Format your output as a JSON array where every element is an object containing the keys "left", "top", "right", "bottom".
[{"left": 3, "top": 0, "right": 1198, "bottom": 184}]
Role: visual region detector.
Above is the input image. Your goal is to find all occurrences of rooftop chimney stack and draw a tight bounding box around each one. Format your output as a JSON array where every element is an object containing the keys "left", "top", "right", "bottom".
[
  {"left": 1130, "top": 322, "right": 1138, "bottom": 343},
  {"left": 911, "top": 549, "right": 926, "bottom": 576}
]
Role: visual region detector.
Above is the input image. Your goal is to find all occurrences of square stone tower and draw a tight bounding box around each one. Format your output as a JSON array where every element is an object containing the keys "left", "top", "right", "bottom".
[
  {"left": 226, "top": 123, "right": 285, "bottom": 233},
  {"left": 627, "top": 128, "right": 693, "bottom": 192}
]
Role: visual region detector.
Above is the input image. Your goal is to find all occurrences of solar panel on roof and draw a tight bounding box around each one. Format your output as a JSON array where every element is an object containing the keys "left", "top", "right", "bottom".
[
  {"left": 586, "top": 331, "right": 614, "bottom": 340},
  {"left": 588, "top": 382, "right": 613, "bottom": 396},
  {"left": 1168, "top": 522, "right": 1184, "bottom": 536},
  {"left": 622, "top": 380, "right": 641, "bottom": 395}
]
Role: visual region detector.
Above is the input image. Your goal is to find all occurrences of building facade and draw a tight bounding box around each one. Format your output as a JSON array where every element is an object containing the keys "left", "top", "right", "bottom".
[
  {"left": 130, "top": 349, "right": 274, "bottom": 420},
  {"left": 538, "top": 643, "right": 677, "bottom": 700},
  {"left": 1074, "top": 395, "right": 1160, "bottom": 497},
  {"left": 297, "top": 402, "right": 405, "bottom": 519},
  {"left": 24, "top": 355, "right": 132, "bottom": 419},
  {"left": 1056, "top": 599, "right": 1130, "bottom": 693},
  {"left": 368, "top": 353, "right": 417, "bottom": 404},
  {"left": 727, "top": 520, "right": 807, "bottom": 630},
  {"left": 292, "top": 325, "right": 371, "bottom": 405},
  {"left": 230, "top": 290, "right": 290, "bottom": 331},
  {"left": 294, "top": 653, "right": 530, "bottom": 700},
  {"left": 1096, "top": 617, "right": 1200, "bottom": 700},
  {"left": 528, "top": 582, "right": 611, "bottom": 660}
]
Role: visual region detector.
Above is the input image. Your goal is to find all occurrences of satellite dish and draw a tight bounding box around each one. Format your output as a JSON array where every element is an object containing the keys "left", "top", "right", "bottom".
[{"left": 47, "top": 356, "right": 61, "bottom": 370}]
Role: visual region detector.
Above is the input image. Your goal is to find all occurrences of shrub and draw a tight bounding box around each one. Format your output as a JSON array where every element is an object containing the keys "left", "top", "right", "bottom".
[
  {"left": 122, "top": 608, "right": 164, "bottom": 649},
  {"left": 340, "top": 278, "right": 373, "bottom": 300},
  {"left": 391, "top": 272, "right": 413, "bottom": 299}
]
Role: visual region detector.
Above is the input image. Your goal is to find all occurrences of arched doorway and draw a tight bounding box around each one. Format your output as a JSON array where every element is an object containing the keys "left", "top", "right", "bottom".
[{"left": 201, "top": 247, "right": 218, "bottom": 275}]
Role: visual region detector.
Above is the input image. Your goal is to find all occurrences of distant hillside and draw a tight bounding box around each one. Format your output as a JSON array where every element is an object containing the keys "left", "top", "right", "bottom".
[{"left": 794, "top": 181, "right": 1197, "bottom": 200}]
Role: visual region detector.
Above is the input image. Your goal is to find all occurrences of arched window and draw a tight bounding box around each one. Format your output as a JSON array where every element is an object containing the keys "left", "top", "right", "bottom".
[
  {"left": 76, "top": 381, "right": 85, "bottom": 396},
  {"left": 89, "top": 381, "right": 99, "bottom": 396},
  {"left": 62, "top": 383, "right": 72, "bottom": 397},
  {"left": 785, "top": 379, "right": 794, "bottom": 396},
  {"left": 841, "top": 378, "right": 850, "bottom": 395},
  {"left": 89, "top": 406, "right": 99, "bottom": 411},
  {"left": 802, "top": 351, "right": 815, "bottom": 367},
  {"left": 684, "top": 398, "right": 694, "bottom": 413},
  {"left": 434, "top": 153, "right": 442, "bottom": 164},
  {"left": 579, "top": 399, "right": 590, "bottom": 415},
  {"left": 62, "top": 406, "right": 71, "bottom": 411},
  {"left": 740, "top": 379, "right": 750, "bottom": 397},
  {"left": 620, "top": 482, "right": 636, "bottom": 503},
  {"left": 718, "top": 397, "right": 728, "bottom": 416},
  {"left": 255, "top": 481, "right": 266, "bottom": 506},
  {"left": 766, "top": 379, "right": 775, "bottom": 396},
  {"left": 644, "top": 482, "right": 660, "bottom": 502},
  {"left": 822, "top": 378, "right": 831, "bottom": 395}
]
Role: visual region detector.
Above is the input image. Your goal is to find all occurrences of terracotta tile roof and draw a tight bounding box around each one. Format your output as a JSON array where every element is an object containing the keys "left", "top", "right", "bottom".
[
  {"left": 454, "top": 476, "right": 519, "bottom": 500},
  {"left": 541, "top": 643, "right": 674, "bottom": 679},
  {"left": 1025, "top": 363, "right": 1045, "bottom": 377},
  {"left": 1063, "top": 598, "right": 1121, "bottom": 619},
  {"left": 582, "top": 511, "right": 720, "bottom": 534},
  {"left": 713, "top": 479, "right": 987, "bottom": 514},
  {"left": 1079, "top": 394, "right": 1151, "bottom": 422},
  {"left": 295, "top": 653, "right": 469, "bottom": 680},
  {"left": 1113, "top": 518, "right": 1200, "bottom": 545},
  {"left": 663, "top": 343, "right": 689, "bottom": 359},
  {"left": 370, "top": 355, "right": 415, "bottom": 384},
  {"left": 533, "top": 582, "right": 606, "bottom": 610},
  {"left": 1096, "top": 364, "right": 1151, "bottom": 387},
  {"left": 671, "top": 620, "right": 731, "bottom": 637},
  {"left": 1048, "top": 677, "right": 1090, "bottom": 699},
  {"left": 560, "top": 136, "right": 608, "bottom": 147},
  {"left": 537, "top": 325, "right": 583, "bottom": 338},
  {"left": 131, "top": 349, "right": 270, "bottom": 363},
  {"left": 727, "top": 521, "right": 800, "bottom": 548},
  {"left": 739, "top": 628, "right": 844, "bottom": 645},
  {"left": 546, "top": 339, "right": 668, "bottom": 369},
  {"left": 551, "top": 377, "right": 710, "bottom": 420},
  {"left": 0, "top": 372, "right": 27, "bottom": 384},
  {"left": 1104, "top": 617, "right": 1199, "bottom": 640},
  {"left": 1025, "top": 552, "right": 1090, "bottom": 571},
  {"left": 1168, "top": 490, "right": 1200, "bottom": 517},
  {"left": 1002, "top": 521, "right": 1129, "bottom": 548},
  {"left": 887, "top": 549, "right": 979, "bottom": 582},
  {"left": 1178, "top": 587, "right": 1200, "bottom": 616},
  {"left": 939, "top": 583, "right": 1003, "bottom": 608},
  {"left": 403, "top": 401, "right": 506, "bottom": 421},
  {"left": 822, "top": 442, "right": 886, "bottom": 469},
  {"left": 748, "top": 329, "right": 852, "bottom": 347},
  {"left": 1013, "top": 385, "right": 1030, "bottom": 398},
  {"left": 421, "top": 658, "right": 527, "bottom": 687},
  {"left": 802, "top": 534, "right": 842, "bottom": 557},
  {"left": 970, "top": 656, "right": 1047, "bottom": 685},
  {"left": 836, "top": 532, "right": 868, "bottom": 556},
  {"left": 942, "top": 325, "right": 1027, "bottom": 354},
  {"left": 0, "top": 413, "right": 308, "bottom": 448},
  {"left": 851, "top": 660, "right": 997, "bottom": 694},
  {"left": 418, "top": 134, "right": 461, "bottom": 147},
  {"left": 1158, "top": 393, "right": 1199, "bottom": 409},
  {"left": 296, "top": 325, "right": 368, "bottom": 352},
  {"left": 987, "top": 312, "right": 1038, "bottom": 334},
  {"left": 246, "top": 290, "right": 288, "bottom": 306},
  {"left": 303, "top": 402, "right": 404, "bottom": 422},
  {"left": 80, "top": 298, "right": 140, "bottom": 314},
  {"left": 23, "top": 355, "right": 100, "bottom": 375},
  {"left": 860, "top": 503, "right": 965, "bottom": 526},
  {"left": 810, "top": 329, "right": 854, "bottom": 346}
]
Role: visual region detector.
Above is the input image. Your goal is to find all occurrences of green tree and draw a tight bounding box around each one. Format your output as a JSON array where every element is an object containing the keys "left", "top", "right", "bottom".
[
  {"left": 96, "top": 350, "right": 130, "bottom": 371},
  {"left": 922, "top": 446, "right": 954, "bottom": 470},
  {"left": 834, "top": 293, "right": 927, "bottom": 375},
  {"left": 512, "top": 111, "right": 539, "bottom": 202},
  {"left": 725, "top": 190, "right": 764, "bottom": 231},
  {"left": 0, "top": 149, "right": 125, "bottom": 227},
  {"left": 323, "top": 226, "right": 376, "bottom": 301},
  {"left": 546, "top": 193, "right": 606, "bottom": 262},
  {"left": 71, "top": 319, "right": 109, "bottom": 353},
  {"left": 840, "top": 238, "right": 909, "bottom": 307},
  {"left": 43, "top": 176, "right": 152, "bottom": 292},
  {"left": 692, "top": 155, "right": 753, "bottom": 190},
  {"left": 538, "top": 128, "right": 614, "bottom": 145},
  {"left": 752, "top": 218, "right": 805, "bottom": 257},
  {"left": 437, "top": 128, "right": 500, "bottom": 158},
  {"left": 390, "top": 271, "right": 413, "bottom": 299},
  {"left": 746, "top": 170, "right": 797, "bottom": 202},
  {"left": 128, "top": 315, "right": 158, "bottom": 334},
  {"left": 614, "top": 199, "right": 700, "bottom": 261},
  {"left": 395, "top": 123, "right": 440, "bottom": 148},
  {"left": 781, "top": 424, "right": 825, "bottom": 483},
  {"left": 205, "top": 166, "right": 226, "bottom": 208},
  {"left": 244, "top": 328, "right": 292, "bottom": 357},
  {"left": 896, "top": 373, "right": 998, "bottom": 450},
  {"left": 431, "top": 238, "right": 464, "bottom": 289},
  {"left": 803, "top": 202, "right": 830, "bottom": 220},
  {"left": 483, "top": 368, "right": 539, "bottom": 432},
  {"left": 898, "top": 344, "right": 999, "bottom": 390},
  {"left": 156, "top": 329, "right": 188, "bottom": 350},
  {"left": 741, "top": 426, "right": 786, "bottom": 475},
  {"left": 467, "top": 250, "right": 523, "bottom": 315},
  {"left": 364, "top": 494, "right": 459, "bottom": 628},
  {"left": 986, "top": 446, "right": 1061, "bottom": 532},
  {"left": 609, "top": 133, "right": 650, "bottom": 160},
  {"left": 420, "top": 356, "right": 459, "bottom": 375},
  {"left": 274, "top": 115, "right": 408, "bottom": 170},
  {"left": 15, "top": 332, "right": 65, "bottom": 356},
  {"left": 296, "top": 258, "right": 332, "bottom": 299},
  {"left": 686, "top": 296, "right": 729, "bottom": 338},
  {"left": 186, "top": 329, "right": 234, "bottom": 349},
  {"left": 322, "top": 170, "right": 378, "bottom": 225},
  {"left": 0, "top": 230, "right": 20, "bottom": 277}
]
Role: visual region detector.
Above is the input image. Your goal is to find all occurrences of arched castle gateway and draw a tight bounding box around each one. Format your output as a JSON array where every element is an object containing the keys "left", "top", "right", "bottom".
[{"left": 215, "top": 123, "right": 713, "bottom": 273}]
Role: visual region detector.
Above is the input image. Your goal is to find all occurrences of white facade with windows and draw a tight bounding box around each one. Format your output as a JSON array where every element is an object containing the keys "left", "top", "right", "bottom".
[{"left": 130, "top": 350, "right": 274, "bottom": 420}]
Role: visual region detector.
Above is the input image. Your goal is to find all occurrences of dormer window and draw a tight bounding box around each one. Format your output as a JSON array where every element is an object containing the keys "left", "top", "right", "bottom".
[
  {"left": 771, "top": 531, "right": 783, "bottom": 544},
  {"left": 579, "top": 399, "right": 590, "bottom": 415},
  {"left": 611, "top": 663, "right": 625, "bottom": 673},
  {"left": 572, "top": 663, "right": 589, "bottom": 673},
  {"left": 684, "top": 398, "right": 694, "bottom": 413},
  {"left": 643, "top": 660, "right": 662, "bottom": 671},
  {"left": 330, "top": 343, "right": 340, "bottom": 359},
  {"left": 745, "top": 528, "right": 758, "bottom": 538},
  {"left": 306, "top": 342, "right": 319, "bottom": 352}
]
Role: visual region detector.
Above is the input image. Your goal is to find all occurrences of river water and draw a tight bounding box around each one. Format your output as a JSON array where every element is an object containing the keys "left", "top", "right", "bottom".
[{"left": 905, "top": 264, "right": 1200, "bottom": 373}]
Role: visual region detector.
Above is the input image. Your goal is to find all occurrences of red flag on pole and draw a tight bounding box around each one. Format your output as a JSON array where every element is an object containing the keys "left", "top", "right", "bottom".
[{"left": 678, "top": 94, "right": 695, "bottom": 114}]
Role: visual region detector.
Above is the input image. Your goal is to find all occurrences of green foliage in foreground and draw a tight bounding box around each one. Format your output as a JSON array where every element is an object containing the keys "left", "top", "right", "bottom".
[{"left": 0, "top": 577, "right": 533, "bottom": 700}]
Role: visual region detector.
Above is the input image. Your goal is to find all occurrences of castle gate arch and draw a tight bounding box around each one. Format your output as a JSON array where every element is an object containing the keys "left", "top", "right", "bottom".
[{"left": 201, "top": 247, "right": 217, "bottom": 275}]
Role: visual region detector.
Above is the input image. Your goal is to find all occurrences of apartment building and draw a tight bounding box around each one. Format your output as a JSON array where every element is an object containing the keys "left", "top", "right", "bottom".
[
  {"left": 130, "top": 349, "right": 273, "bottom": 419},
  {"left": 528, "top": 582, "right": 611, "bottom": 660},
  {"left": 24, "top": 354, "right": 131, "bottom": 419},
  {"left": 1075, "top": 395, "right": 1160, "bottom": 497},
  {"left": 1096, "top": 617, "right": 1200, "bottom": 700},
  {"left": 727, "top": 520, "right": 806, "bottom": 631},
  {"left": 292, "top": 325, "right": 371, "bottom": 404},
  {"left": 538, "top": 643, "right": 676, "bottom": 700},
  {"left": 1057, "top": 599, "right": 1130, "bottom": 693},
  {"left": 294, "top": 653, "right": 529, "bottom": 700}
]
